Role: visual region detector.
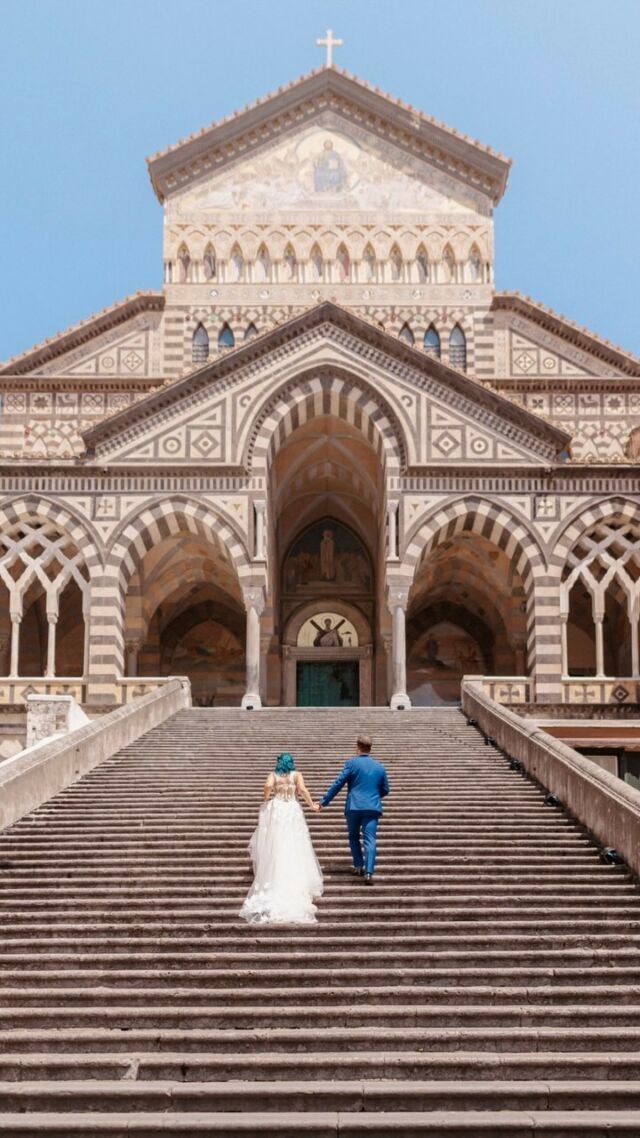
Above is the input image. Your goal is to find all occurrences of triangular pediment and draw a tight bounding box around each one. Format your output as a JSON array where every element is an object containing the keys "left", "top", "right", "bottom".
[
  {"left": 148, "top": 68, "right": 511, "bottom": 211},
  {"left": 83, "top": 304, "right": 569, "bottom": 469},
  {"left": 493, "top": 293, "right": 640, "bottom": 379}
]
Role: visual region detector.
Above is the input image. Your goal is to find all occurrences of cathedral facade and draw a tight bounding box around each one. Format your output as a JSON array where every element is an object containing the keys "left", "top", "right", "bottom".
[{"left": 1, "top": 66, "right": 639, "bottom": 717}]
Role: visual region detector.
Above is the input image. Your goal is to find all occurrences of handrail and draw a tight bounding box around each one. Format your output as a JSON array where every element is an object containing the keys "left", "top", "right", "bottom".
[{"left": 461, "top": 677, "right": 640, "bottom": 877}]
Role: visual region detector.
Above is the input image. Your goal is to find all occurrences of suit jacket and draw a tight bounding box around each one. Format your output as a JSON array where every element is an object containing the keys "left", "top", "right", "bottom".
[{"left": 321, "top": 754, "right": 390, "bottom": 815}]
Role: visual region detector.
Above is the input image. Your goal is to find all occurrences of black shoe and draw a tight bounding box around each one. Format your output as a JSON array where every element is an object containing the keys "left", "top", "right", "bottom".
[
  {"left": 351, "top": 867, "right": 364, "bottom": 877},
  {"left": 364, "top": 873, "right": 374, "bottom": 885}
]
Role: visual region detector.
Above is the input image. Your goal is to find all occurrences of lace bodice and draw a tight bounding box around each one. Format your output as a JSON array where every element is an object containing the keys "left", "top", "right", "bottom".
[{"left": 272, "top": 772, "right": 298, "bottom": 801}]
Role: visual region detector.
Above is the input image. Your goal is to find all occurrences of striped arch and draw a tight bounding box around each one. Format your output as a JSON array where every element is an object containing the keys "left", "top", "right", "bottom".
[
  {"left": 247, "top": 370, "right": 406, "bottom": 476},
  {"left": 87, "top": 497, "right": 253, "bottom": 700},
  {"left": 401, "top": 496, "right": 549, "bottom": 684},
  {"left": 551, "top": 497, "right": 640, "bottom": 569},
  {"left": 0, "top": 496, "right": 103, "bottom": 570}
]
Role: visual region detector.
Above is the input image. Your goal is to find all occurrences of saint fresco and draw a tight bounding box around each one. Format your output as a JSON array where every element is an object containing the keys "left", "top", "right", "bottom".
[
  {"left": 283, "top": 520, "right": 372, "bottom": 593},
  {"left": 407, "top": 621, "right": 486, "bottom": 706}
]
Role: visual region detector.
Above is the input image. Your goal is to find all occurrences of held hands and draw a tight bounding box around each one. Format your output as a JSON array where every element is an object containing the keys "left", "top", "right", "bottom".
[{"left": 311, "top": 802, "right": 323, "bottom": 812}]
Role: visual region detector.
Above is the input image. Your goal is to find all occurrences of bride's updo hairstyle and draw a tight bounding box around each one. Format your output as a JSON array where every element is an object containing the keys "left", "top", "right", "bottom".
[{"left": 275, "top": 752, "right": 296, "bottom": 775}]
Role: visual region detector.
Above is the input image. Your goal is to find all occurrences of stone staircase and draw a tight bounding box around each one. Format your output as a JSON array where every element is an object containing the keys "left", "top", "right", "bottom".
[{"left": 1, "top": 706, "right": 640, "bottom": 1135}]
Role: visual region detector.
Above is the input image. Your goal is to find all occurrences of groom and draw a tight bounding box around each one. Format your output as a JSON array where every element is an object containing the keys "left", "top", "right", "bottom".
[{"left": 320, "top": 734, "right": 390, "bottom": 885}]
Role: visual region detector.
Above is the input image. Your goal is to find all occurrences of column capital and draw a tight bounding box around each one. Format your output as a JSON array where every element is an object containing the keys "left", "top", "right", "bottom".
[
  {"left": 243, "top": 586, "right": 266, "bottom": 617},
  {"left": 387, "top": 584, "right": 410, "bottom": 612},
  {"left": 253, "top": 499, "right": 267, "bottom": 515}
]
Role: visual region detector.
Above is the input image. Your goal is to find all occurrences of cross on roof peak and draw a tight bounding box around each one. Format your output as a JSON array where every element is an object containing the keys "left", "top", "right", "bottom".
[{"left": 316, "top": 28, "right": 343, "bottom": 67}]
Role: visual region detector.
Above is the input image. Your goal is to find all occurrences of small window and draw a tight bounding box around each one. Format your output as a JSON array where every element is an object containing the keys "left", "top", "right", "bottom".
[
  {"left": 192, "top": 323, "right": 209, "bottom": 363},
  {"left": 244, "top": 322, "right": 259, "bottom": 342},
  {"left": 449, "top": 325, "right": 467, "bottom": 371},
  {"left": 218, "top": 323, "right": 235, "bottom": 350},
  {"left": 399, "top": 322, "right": 414, "bottom": 346},
  {"left": 203, "top": 245, "right": 216, "bottom": 281},
  {"left": 424, "top": 325, "right": 441, "bottom": 359}
]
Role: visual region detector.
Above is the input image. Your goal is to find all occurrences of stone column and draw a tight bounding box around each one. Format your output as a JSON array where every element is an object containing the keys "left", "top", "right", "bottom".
[
  {"left": 254, "top": 501, "right": 266, "bottom": 561},
  {"left": 45, "top": 614, "right": 58, "bottom": 678},
  {"left": 9, "top": 614, "right": 21, "bottom": 678},
  {"left": 388, "top": 586, "right": 411, "bottom": 710},
  {"left": 631, "top": 615, "right": 639, "bottom": 678},
  {"left": 242, "top": 587, "right": 265, "bottom": 710},
  {"left": 594, "top": 616, "right": 605, "bottom": 678},
  {"left": 125, "top": 639, "right": 141, "bottom": 677},
  {"left": 387, "top": 501, "right": 399, "bottom": 561}
]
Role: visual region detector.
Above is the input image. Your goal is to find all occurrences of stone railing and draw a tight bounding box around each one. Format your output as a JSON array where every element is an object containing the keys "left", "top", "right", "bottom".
[
  {"left": 562, "top": 678, "right": 640, "bottom": 706},
  {"left": 461, "top": 677, "right": 640, "bottom": 879},
  {"left": 116, "top": 678, "right": 176, "bottom": 704},
  {"left": 465, "top": 676, "right": 533, "bottom": 705},
  {"left": 0, "top": 676, "right": 191, "bottom": 832},
  {"left": 0, "top": 678, "right": 86, "bottom": 706}
]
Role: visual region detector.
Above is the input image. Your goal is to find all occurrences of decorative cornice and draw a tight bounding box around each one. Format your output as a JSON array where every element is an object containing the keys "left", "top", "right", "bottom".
[
  {"left": 80, "top": 301, "right": 569, "bottom": 458},
  {"left": 146, "top": 68, "right": 511, "bottom": 206},
  {"left": 493, "top": 292, "right": 640, "bottom": 377},
  {"left": 0, "top": 293, "right": 165, "bottom": 377}
]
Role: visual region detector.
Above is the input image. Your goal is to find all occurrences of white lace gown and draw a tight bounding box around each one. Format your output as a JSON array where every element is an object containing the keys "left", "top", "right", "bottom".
[{"left": 239, "top": 772, "right": 324, "bottom": 924}]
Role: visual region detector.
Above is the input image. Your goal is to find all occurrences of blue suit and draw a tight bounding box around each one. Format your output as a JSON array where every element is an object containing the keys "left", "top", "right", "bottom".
[{"left": 321, "top": 755, "right": 390, "bottom": 875}]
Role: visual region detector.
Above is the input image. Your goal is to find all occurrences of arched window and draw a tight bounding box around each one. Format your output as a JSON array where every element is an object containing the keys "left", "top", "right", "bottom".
[
  {"left": 218, "top": 323, "right": 235, "bottom": 350},
  {"left": 177, "top": 244, "right": 191, "bottom": 283},
  {"left": 363, "top": 244, "right": 376, "bottom": 281},
  {"left": 416, "top": 247, "right": 429, "bottom": 283},
  {"left": 256, "top": 244, "right": 270, "bottom": 282},
  {"left": 442, "top": 245, "right": 456, "bottom": 284},
  {"left": 203, "top": 245, "right": 216, "bottom": 281},
  {"left": 192, "top": 323, "right": 209, "bottom": 364},
  {"left": 390, "top": 245, "right": 403, "bottom": 281},
  {"left": 244, "top": 322, "right": 259, "bottom": 342},
  {"left": 310, "top": 244, "right": 324, "bottom": 280},
  {"left": 423, "top": 325, "right": 441, "bottom": 359},
  {"left": 283, "top": 244, "right": 297, "bottom": 280},
  {"left": 399, "top": 322, "right": 414, "bottom": 346},
  {"left": 230, "top": 245, "right": 244, "bottom": 282},
  {"left": 336, "top": 244, "right": 350, "bottom": 281},
  {"left": 449, "top": 324, "right": 467, "bottom": 371},
  {"left": 467, "top": 245, "right": 483, "bottom": 283}
]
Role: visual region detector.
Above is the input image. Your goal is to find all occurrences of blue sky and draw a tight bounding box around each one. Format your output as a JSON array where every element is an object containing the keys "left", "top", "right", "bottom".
[{"left": 0, "top": 0, "right": 638, "bottom": 361}]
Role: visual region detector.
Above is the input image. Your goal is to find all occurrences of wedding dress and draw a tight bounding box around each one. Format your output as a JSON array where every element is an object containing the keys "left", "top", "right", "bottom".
[{"left": 240, "top": 771, "right": 324, "bottom": 924}]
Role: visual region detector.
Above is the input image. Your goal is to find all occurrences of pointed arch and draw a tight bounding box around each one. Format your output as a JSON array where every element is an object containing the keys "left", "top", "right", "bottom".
[
  {"left": 247, "top": 370, "right": 407, "bottom": 477},
  {"left": 441, "top": 244, "right": 456, "bottom": 284},
  {"left": 283, "top": 243, "right": 297, "bottom": 280},
  {"left": 177, "top": 243, "right": 191, "bottom": 283},
  {"left": 390, "top": 244, "right": 403, "bottom": 282},
  {"left": 203, "top": 244, "right": 216, "bottom": 281},
  {"left": 416, "top": 246, "right": 429, "bottom": 283},
  {"left": 449, "top": 324, "right": 467, "bottom": 371},
  {"left": 467, "top": 244, "right": 483, "bottom": 283},
  {"left": 192, "top": 323, "right": 209, "bottom": 364},
  {"left": 310, "top": 243, "right": 324, "bottom": 280},
  {"left": 218, "top": 323, "right": 235, "bottom": 350},
  {"left": 256, "top": 244, "right": 270, "bottom": 282},
  {"left": 229, "top": 244, "right": 245, "bottom": 282},
  {"left": 244, "top": 322, "right": 259, "bottom": 342},
  {"left": 399, "top": 322, "right": 414, "bottom": 346},
  {"left": 336, "top": 243, "right": 350, "bottom": 281},
  {"left": 423, "top": 325, "right": 441, "bottom": 359},
  {"left": 363, "top": 243, "right": 376, "bottom": 282}
]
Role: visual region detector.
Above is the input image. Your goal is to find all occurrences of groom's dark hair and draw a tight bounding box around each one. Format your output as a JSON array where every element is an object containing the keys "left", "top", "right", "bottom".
[{"left": 357, "top": 734, "right": 372, "bottom": 753}]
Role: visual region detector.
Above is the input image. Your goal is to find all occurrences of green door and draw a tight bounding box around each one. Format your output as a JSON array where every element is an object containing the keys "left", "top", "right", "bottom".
[{"left": 296, "top": 662, "right": 359, "bottom": 707}]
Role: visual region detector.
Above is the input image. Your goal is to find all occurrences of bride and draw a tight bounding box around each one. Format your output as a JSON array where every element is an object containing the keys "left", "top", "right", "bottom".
[{"left": 240, "top": 752, "right": 324, "bottom": 924}]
